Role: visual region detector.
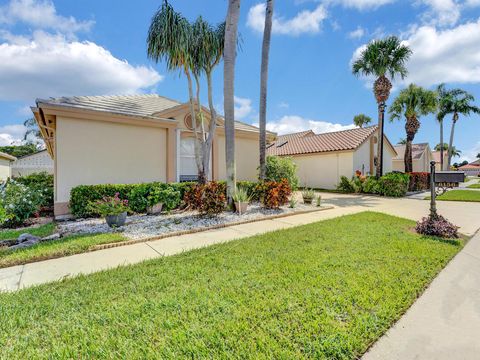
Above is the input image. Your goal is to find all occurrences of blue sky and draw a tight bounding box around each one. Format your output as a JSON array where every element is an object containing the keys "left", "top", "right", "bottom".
[{"left": 0, "top": 0, "right": 479, "bottom": 161}]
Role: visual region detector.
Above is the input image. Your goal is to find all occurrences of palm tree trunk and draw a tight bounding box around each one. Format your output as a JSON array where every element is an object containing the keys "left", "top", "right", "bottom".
[
  {"left": 259, "top": 0, "right": 274, "bottom": 181},
  {"left": 404, "top": 135, "right": 414, "bottom": 173},
  {"left": 194, "top": 73, "right": 208, "bottom": 184},
  {"left": 447, "top": 114, "right": 458, "bottom": 169},
  {"left": 224, "top": 0, "right": 241, "bottom": 203},
  {"left": 439, "top": 119, "right": 444, "bottom": 171},
  {"left": 376, "top": 103, "right": 385, "bottom": 178},
  {"left": 185, "top": 68, "right": 204, "bottom": 182},
  {"left": 203, "top": 70, "right": 217, "bottom": 181}
]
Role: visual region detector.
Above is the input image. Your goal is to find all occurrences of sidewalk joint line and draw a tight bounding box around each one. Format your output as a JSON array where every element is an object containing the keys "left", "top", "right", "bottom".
[
  {"left": 144, "top": 242, "right": 163, "bottom": 256},
  {"left": 16, "top": 264, "right": 25, "bottom": 291}
]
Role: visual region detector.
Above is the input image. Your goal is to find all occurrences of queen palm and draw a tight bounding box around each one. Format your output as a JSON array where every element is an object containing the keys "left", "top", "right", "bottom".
[
  {"left": 436, "top": 84, "right": 452, "bottom": 170},
  {"left": 444, "top": 90, "right": 480, "bottom": 168},
  {"left": 352, "top": 36, "right": 412, "bottom": 177},
  {"left": 389, "top": 84, "right": 437, "bottom": 173},
  {"left": 259, "top": 0, "right": 274, "bottom": 181},
  {"left": 224, "top": 0, "right": 241, "bottom": 202},
  {"left": 353, "top": 114, "right": 372, "bottom": 128},
  {"left": 434, "top": 143, "right": 461, "bottom": 158}
]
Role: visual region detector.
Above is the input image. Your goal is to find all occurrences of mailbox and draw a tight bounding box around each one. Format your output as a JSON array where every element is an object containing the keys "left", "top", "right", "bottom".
[{"left": 434, "top": 171, "right": 465, "bottom": 184}]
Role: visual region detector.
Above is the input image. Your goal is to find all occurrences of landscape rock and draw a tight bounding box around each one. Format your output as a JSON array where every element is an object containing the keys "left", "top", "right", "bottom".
[
  {"left": 41, "top": 233, "right": 62, "bottom": 242},
  {"left": 17, "top": 233, "right": 41, "bottom": 244},
  {"left": 9, "top": 238, "right": 40, "bottom": 250}
]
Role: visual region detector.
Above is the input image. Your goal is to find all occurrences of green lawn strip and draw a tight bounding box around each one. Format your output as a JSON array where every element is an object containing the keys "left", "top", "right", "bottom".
[
  {"left": 0, "top": 212, "right": 461, "bottom": 359},
  {"left": 435, "top": 190, "right": 480, "bottom": 202},
  {"left": 0, "top": 233, "right": 127, "bottom": 268},
  {"left": 466, "top": 183, "right": 480, "bottom": 189},
  {"left": 0, "top": 223, "right": 56, "bottom": 241}
]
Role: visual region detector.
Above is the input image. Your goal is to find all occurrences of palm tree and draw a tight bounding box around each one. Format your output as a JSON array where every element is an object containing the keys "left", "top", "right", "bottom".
[
  {"left": 224, "top": 0, "right": 241, "bottom": 202},
  {"left": 23, "top": 117, "right": 41, "bottom": 142},
  {"left": 389, "top": 84, "right": 437, "bottom": 173},
  {"left": 259, "top": 0, "right": 274, "bottom": 181},
  {"left": 434, "top": 143, "right": 461, "bottom": 158},
  {"left": 352, "top": 36, "right": 412, "bottom": 177},
  {"left": 398, "top": 138, "right": 407, "bottom": 145},
  {"left": 444, "top": 90, "right": 480, "bottom": 168},
  {"left": 353, "top": 114, "right": 372, "bottom": 128},
  {"left": 436, "top": 84, "right": 451, "bottom": 171}
]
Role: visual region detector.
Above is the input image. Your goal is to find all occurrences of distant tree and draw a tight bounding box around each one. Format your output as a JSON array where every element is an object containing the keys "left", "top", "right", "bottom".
[
  {"left": 389, "top": 84, "right": 437, "bottom": 173},
  {"left": 0, "top": 143, "right": 39, "bottom": 157},
  {"left": 453, "top": 160, "right": 468, "bottom": 168},
  {"left": 434, "top": 143, "right": 461, "bottom": 158},
  {"left": 398, "top": 138, "right": 407, "bottom": 145},
  {"left": 23, "top": 118, "right": 41, "bottom": 142},
  {"left": 477, "top": 153, "right": 480, "bottom": 159},
  {"left": 352, "top": 36, "right": 412, "bottom": 177},
  {"left": 353, "top": 114, "right": 372, "bottom": 128}
]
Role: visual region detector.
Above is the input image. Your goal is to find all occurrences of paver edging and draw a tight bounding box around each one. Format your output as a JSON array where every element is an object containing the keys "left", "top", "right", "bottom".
[{"left": 91, "top": 206, "right": 335, "bottom": 251}]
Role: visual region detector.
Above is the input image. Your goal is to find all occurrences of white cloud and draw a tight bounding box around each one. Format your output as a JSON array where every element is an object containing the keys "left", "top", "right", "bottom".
[
  {"left": 234, "top": 96, "right": 253, "bottom": 119},
  {"left": 324, "top": 0, "right": 396, "bottom": 10},
  {"left": 0, "top": 0, "right": 93, "bottom": 35},
  {"left": 247, "top": 3, "right": 327, "bottom": 35},
  {"left": 262, "top": 115, "right": 355, "bottom": 135},
  {"left": 460, "top": 141, "right": 480, "bottom": 162},
  {"left": 0, "top": 124, "right": 27, "bottom": 146},
  {"left": 416, "top": 0, "right": 461, "bottom": 27},
  {"left": 0, "top": 31, "right": 162, "bottom": 102},
  {"left": 351, "top": 18, "right": 480, "bottom": 87},
  {"left": 348, "top": 26, "right": 365, "bottom": 39},
  {"left": 278, "top": 101, "right": 290, "bottom": 109}
]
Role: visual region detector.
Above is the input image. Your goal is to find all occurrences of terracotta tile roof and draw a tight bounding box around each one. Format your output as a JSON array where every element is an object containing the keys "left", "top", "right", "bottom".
[
  {"left": 393, "top": 143, "right": 429, "bottom": 160},
  {"left": 459, "top": 163, "right": 480, "bottom": 170},
  {"left": 267, "top": 126, "right": 378, "bottom": 156}
]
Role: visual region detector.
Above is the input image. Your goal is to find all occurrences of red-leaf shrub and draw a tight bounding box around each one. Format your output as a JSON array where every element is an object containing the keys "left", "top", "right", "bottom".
[
  {"left": 408, "top": 172, "right": 430, "bottom": 191},
  {"left": 415, "top": 215, "right": 459, "bottom": 238},
  {"left": 258, "top": 179, "right": 292, "bottom": 209},
  {"left": 183, "top": 181, "right": 226, "bottom": 216}
]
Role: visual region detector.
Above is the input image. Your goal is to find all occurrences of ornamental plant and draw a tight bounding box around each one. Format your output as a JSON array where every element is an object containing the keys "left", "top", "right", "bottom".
[
  {"left": 265, "top": 156, "right": 299, "bottom": 190},
  {"left": 0, "top": 180, "right": 44, "bottom": 227},
  {"left": 415, "top": 215, "right": 459, "bottom": 239},
  {"left": 87, "top": 193, "right": 130, "bottom": 217},
  {"left": 183, "top": 181, "right": 226, "bottom": 216},
  {"left": 232, "top": 186, "right": 250, "bottom": 203},
  {"left": 260, "top": 179, "right": 291, "bottom": 209}
]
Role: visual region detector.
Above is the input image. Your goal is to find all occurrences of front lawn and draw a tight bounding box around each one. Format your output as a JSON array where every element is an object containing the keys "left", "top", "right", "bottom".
[
  {"left": 467, "top": 182, "right": 480, "bottom": 189},
  {"left": 0, "top": 212, "right": 461, "bottom": 359},
  {"left": 0, "top": 223, "right": 56, "bottom": 241},
  {"left": 0, "top": 232, "right": 127, "bottom": 268},
  {"left": 435, "top": 189, "right": 480, "bottom": 202}
]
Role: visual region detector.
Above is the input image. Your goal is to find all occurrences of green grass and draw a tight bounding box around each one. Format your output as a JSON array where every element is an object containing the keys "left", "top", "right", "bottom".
[
  {"left": 435, "top": 189, "right": 480, "bottom": 202},
  {"left": 466, "top": 182, "right": 480, "bottom": 189},
  {"left": 0, "top": 212, "right": 461, "bottom": 359},
  {"left": 0, "top": 223, "right": 56, "bottom": 241},
  {"left": 0, "top": 232, "right": 127, "bottom": 268}
]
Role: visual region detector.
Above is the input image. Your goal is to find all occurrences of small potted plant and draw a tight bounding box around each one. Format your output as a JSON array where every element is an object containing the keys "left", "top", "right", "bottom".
[
  {"left": 232, "top": 187, "right": 251, "bottom": 215},
  {"left": 88, "top": 193, "right": 129, "bottom": 228},
  {"left": 316, "top": 194, "right": 322, "bottom": 207},
  {"left": 302, "top": 188, "right": 315, "bottom": 204}
]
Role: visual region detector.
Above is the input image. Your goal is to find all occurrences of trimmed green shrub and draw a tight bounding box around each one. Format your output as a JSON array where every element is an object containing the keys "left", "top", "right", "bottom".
[
  {"left": 237, "top": 180, "right": 262, "bottom": 201},
  {"left": 362, "top": 176, "right": 381, "bottom": 194},
  {"left": 337, "top": 176, "right": 356, "bottom": 193},
  {"left": 265, "top": 156, "right": 299, "bottom": 190},
  {"left": 0, "top": 180, "right": 44, "bottom": 227},
  {"left": 377, "top": 173, "right": 410, "bottom": 197}
]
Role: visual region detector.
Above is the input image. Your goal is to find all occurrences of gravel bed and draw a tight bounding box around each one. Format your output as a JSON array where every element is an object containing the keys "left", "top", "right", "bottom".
[{"left": 58, "top": 203, "right": 319, "bottom": 241}]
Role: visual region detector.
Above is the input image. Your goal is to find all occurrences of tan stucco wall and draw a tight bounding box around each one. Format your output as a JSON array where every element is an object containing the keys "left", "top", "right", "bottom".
[
  {"left": 353, "top": 139, "right": 373, "bottom": 175},
  {"left": 56, "top": 116, "right": 167, "bottom": 203},
  {"left": 292, "top": 152, "right": 354, "bottom": 190},
  {"left": 217, "top": 134, "right": 259, "bottom": 181},
  {"left": 0, "top": 158, "right": 12, "bottom": 181},
  {"left": 392, "top": 151, "right": 431, "bottom": 173}
]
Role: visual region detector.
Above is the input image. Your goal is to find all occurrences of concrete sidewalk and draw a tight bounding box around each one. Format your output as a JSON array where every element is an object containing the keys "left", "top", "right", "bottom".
[
  {"left": 363, "top": 230, "right": 480, "bottom": 360},
  {"left": 1, "top": 193, "right": 479, "bottom": 292}
]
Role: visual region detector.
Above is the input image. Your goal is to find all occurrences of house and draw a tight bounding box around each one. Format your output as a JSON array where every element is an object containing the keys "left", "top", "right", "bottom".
[
  {"left": 266, "top": 125, "right": 397, "bottom": 189},
  {"left": 432, "top": 150, "right": 449, "bottom": 171},
  {"left": 32, "top": 94, "right": 274, "bottom": 217},
  {"left": 0, "top": 152, "right": 16, "bottom": 181},
  {"left": 392, "top": 143, "right": 432, "bottom": 173},
  {"left": 459, "top": 159, "right": 480, "bottom": 177},
  {"left": 11, "top": 149, "right": 54, "bottom": 177}
]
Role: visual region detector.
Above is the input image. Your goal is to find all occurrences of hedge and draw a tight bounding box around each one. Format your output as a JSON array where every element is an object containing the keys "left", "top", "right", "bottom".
[
  {"left": 336, "top": 172, "right": 410, "bottom": 197},
  {"left": 69, "top": 180, "right": 262, "bottom": 218},
  {"left": 408, "top": 172, "right": 430, "bottom": 191}
]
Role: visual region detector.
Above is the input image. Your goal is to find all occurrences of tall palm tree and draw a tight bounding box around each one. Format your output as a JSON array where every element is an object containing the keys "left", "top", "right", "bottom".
[
  {"left": 353, "top": 114, "right": 372, "bottom": 128},
  {"left": 352, "top": 36, "right": 412, "bottom": 177},
  {"left": 259, "top": 0, "right": 274, "bottom": 181},
  {"left": 389, "top": 84, "right": 437, "bottom": 173},
  {"left": 436, "top": 84, "right": 450, "bottom": 171},
  {"left": 444, "top": 90, "right": 480, "bottom": 168},
  {"left": 224, "top": 0, "right": 241, "bottom": 202},
  {"left": 147, "top": 1, "right": 204, "bottom": 178}
]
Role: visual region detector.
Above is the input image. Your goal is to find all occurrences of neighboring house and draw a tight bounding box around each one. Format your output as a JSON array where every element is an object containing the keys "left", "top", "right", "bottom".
[
  {"left": 432, "top": 151, "right": 448, "bottom": 171},
  {"left": 266, "top": 126, "right": 397, "bottom": 189},
  {"left": 459, "top": 159, "right": 480, "bottom": 177},
  {"left": 11, "top": 149, "right": 53, "bottom": 177},
  {"left": 32, "top": 94, "right": 275, "bottom": 217},
  {"left": 392, "top": 143, "right": 432, "bottom": 173},
  {"left": 0, "top": 152, "right": 16, "bottom": 181}
]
